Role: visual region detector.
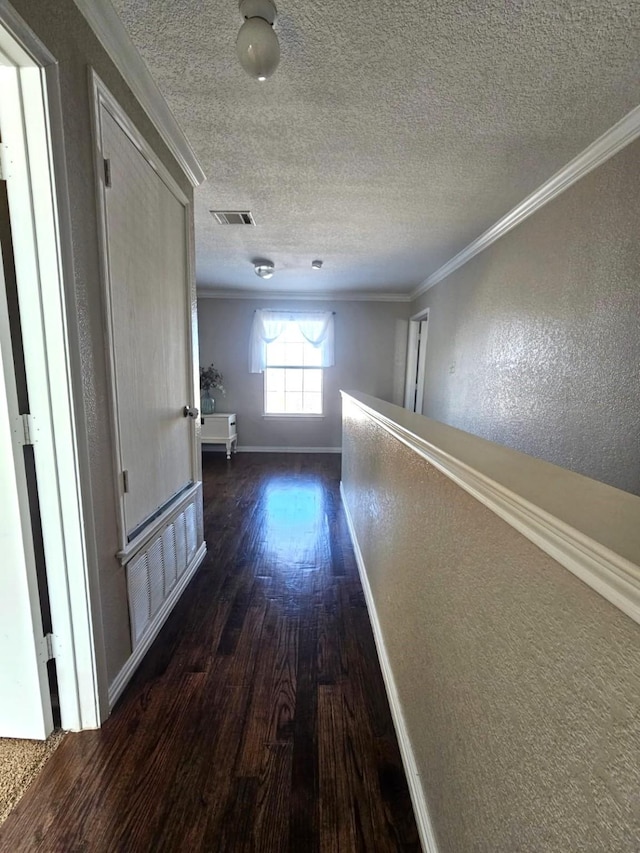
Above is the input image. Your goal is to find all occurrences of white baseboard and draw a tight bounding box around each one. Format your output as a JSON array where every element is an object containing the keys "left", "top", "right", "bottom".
[
  {"left": 108, "top": 540, "right": 207, "bottom": 708},
  {"left": 340, "top": 482, "right": 439, "bottom": 853},
  {"left": 234, "top": 445, "right": 342, "bottom": 454}
]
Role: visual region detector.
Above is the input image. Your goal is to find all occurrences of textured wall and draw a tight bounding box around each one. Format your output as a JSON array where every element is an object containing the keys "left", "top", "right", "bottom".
[
  {"left": 197, "top": 297, "right": 409, "bottom": 448},
  {"left": 11, "top": 0, "right": 194, "bottom": 688},
  {"left": 342, "top": 400, "right": 640, "bottom": 853},
  {"left": 412, "top": 140, "right": 640, "bottom": 496}
]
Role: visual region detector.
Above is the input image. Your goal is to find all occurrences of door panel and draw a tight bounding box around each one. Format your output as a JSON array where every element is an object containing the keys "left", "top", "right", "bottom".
[{"left": 100, "top": 107, "right": 193, "bottom": 538}]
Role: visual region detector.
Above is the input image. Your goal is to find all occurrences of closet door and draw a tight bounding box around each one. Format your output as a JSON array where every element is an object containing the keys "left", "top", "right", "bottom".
[{"left": 99, "top": 104, "right": 194, "bottom": 542}]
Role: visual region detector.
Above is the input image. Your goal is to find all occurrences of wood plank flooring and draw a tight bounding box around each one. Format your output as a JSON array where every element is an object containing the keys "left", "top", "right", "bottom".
[{"left": 0, "top": 453, "right": 420, "bottom": 852}]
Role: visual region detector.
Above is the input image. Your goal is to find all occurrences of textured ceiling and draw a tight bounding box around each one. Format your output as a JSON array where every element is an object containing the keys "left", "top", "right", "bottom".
[{"left": 110, "top": 0, "right": 639, "bottom": 296}]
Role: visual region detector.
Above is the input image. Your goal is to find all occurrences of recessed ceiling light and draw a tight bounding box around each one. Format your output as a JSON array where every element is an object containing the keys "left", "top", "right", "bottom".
[{"left": 311, "top": 259, "right": 323, "bottom": 270}]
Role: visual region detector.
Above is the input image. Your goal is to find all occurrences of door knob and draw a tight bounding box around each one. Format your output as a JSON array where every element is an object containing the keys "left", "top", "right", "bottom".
[{"left": 183, "top": 405, "right": 199, "bottom": 419}]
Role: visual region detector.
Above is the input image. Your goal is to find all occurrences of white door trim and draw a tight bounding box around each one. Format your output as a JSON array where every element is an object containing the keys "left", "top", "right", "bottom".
[
  {"left": 0, "top": 5, "right": 105, "bottom": 729},
  {"left": 0, "top": 222, "right": 54, "bottom": 739}
]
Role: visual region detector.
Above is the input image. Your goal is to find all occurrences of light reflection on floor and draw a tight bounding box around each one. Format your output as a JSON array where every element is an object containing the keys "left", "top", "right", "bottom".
[{"left": 260, "top": 477, "right": 329, "bottom": 570}]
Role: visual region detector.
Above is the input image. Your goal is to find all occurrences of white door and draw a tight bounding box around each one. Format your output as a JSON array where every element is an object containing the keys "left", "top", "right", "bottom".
[
  {"left": 0, "top": 231, "right": 53, "bottom": 740},
  {"left": 404, "top": 315, "right": 429, "bottom": 413},
  {"left": 97, "top": 102, "right": 195, "bottom": 543}
]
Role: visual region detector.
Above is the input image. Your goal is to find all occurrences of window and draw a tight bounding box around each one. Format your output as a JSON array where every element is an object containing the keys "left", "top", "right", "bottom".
[
  {"left": 249, "top": 309, "right": 334, "bottom": 416},
  {"left": 264, "top": 321, "right": 323, "bottom": 414}
]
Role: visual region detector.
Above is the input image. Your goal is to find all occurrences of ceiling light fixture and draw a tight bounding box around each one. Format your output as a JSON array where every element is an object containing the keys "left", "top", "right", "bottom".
[
  {"left": 311, "top": 259, "right": 323, "bottom": 270},
  {"left": 254, "top": 260, "right": 275, "bottom": 279},
  {"left": 236, "top": 0, "right": 280, "bottom": 81}
]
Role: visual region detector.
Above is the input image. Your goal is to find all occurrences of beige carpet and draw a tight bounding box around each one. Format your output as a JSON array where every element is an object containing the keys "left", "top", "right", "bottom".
[{"left": 0, "top": 730, "right": 65, "bottom": 825}]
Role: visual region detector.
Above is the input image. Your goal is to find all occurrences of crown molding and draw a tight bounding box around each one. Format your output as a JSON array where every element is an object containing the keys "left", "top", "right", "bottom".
[
  {"left": 196, "top": 288, "right": 412, "bottom": 303},
  {"left": 73, "top": 0, "right": 205, "bottom": 187},
  {"left": 412, "top": 104, "right": 640, "bottom": 300}
]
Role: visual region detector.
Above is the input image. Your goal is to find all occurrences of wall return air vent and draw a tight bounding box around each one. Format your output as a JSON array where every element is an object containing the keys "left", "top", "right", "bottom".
[{"left": 210, "top": 210, "right": 256, "bottom": 225}]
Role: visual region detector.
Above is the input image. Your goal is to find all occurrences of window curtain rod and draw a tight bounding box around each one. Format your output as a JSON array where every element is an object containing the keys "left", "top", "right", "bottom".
[{"left": 253, "top": 310, "right": 336, "bottom": 315}]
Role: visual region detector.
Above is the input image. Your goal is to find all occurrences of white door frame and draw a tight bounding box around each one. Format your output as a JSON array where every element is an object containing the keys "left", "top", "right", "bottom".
[
  {"left": 0, "top": 234, "right": 54, "bottom": 738},
  {"left": 0, "top": 4, "right": 105, "bottom": 729},
  {"left": 404, "top": 308, "right": 430, "bottom": 413}
]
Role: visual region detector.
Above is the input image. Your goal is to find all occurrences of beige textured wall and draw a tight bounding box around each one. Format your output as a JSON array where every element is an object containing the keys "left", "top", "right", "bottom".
[
  {"left": 342, "top": 400, "right": 640, "bottom": 852},
  {"left": 11, "top": 0, "right": 194, "bottom": 687},
  {"left": 412, "top": 141, "right": 640, "bottom": 496},
  {"left": 197, "top": 297, "right": 410, "bottom": 448}
]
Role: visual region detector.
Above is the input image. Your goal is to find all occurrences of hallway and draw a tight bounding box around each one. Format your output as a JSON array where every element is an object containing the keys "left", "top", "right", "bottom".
[{"left": 0, "top": 453, "right": 419, "bottom": 852}]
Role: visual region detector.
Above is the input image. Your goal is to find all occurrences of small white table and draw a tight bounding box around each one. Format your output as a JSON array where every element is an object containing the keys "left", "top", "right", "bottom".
[{"left": 200, "top": 413, "right": 237, "bottom": 459}]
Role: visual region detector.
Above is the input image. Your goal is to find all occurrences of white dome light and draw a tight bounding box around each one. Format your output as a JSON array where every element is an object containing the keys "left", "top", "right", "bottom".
[
  {"left": 254, "top": 261, "right": 275, "bottom": 279},
  {"left": 237, "top": 0, "right": 280, "bottom": 81}
]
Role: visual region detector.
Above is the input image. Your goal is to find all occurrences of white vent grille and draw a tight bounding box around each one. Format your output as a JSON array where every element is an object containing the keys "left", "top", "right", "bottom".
[
  {"left": 128, "top": 550, "right": 151, "bottom": 645},
  {"left": 174, "top": 511, "right": 187, "bottom": 579},
  {"left": 185, "top": 501, "right": 197, "bottom": 563},
  {"left": 162, "top": 524, "right": 177, "bottom": 595},
  {"left": 148, "top": 538, "right": 164, "bottom": 619},
  {"left": 125, "top": 493, "right": 202, "bottom": 649},
  {"left": 210, "top": 210, "right": 255, "bottom": 225}
]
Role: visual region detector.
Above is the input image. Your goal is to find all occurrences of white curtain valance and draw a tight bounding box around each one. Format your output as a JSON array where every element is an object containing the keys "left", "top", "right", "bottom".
[{"left": 249, "top": 309, "right": 335, "bottom": 373}]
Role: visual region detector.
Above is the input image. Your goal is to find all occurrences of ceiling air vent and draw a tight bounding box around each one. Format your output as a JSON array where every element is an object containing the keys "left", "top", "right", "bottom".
[{"left": 210, "top": 210, "right": 256, "bottom": 226}]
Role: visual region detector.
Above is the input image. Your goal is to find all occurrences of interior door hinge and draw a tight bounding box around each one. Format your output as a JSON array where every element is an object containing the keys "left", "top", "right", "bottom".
[
  {"left": 122, "top": 469, "right": 129, "bottom": 493},
  {"left": 103, "top": 157, "right": 112, "bottom": 188},
  {"left": 0, "top": 143, "right": 12, "bottom": 181},
  {"left": 43, "top": 633, "right": 55, "bottom": 662},
  {"left": 39, "top": 634, "right": 56, "bottom": 663},
  {"left": 18, "top": 413, "right": 35, "bottom": 446}
]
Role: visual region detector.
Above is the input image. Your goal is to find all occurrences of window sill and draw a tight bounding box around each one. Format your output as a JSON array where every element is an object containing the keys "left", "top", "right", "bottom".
[{"left": 262, "top": 414, "right": 325, "bottom": 419}]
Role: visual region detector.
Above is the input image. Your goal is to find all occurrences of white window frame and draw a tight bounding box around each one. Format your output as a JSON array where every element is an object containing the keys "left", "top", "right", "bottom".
[
  {"left": 262, "top": 321, "right": 325, "bottom": 418},
  {"left": 263, "top": 366, "right": 325, "bottom": 418}
]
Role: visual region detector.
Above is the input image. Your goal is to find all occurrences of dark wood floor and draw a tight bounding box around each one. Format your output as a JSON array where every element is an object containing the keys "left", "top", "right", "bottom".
[{"left": 0, "top": 453, "right": 419, "bottom": 852}]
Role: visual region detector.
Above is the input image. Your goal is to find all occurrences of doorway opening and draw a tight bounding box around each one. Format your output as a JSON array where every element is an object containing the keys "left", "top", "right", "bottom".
[
  {"left": 404, "top": 309, "right": 429, "bottom": 414},
  {"left": 0, "top": 6, "right": 102, "bottom": 738}
]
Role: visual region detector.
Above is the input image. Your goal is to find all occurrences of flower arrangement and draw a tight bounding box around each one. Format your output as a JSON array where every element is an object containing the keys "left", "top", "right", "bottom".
[{"left": 200, "top": 364, "right": 226, "bottom": 395}]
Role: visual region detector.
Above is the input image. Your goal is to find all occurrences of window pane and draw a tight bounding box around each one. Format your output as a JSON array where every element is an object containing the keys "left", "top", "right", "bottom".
[
  {"left": 280, "top": 323, "right": 300, "bottom": 343},
  {"left": 264, "top": 361, "right": 323, "bottom": 415},
  {"left": 286, "top": 342, "right": 304, "bottom": 366},
  {"left": 285, "top": 391, "right": 303, "bottom": 413},
  {"left": 303, "top": 369, "right": 322, "bottom": 393},
  {"left": 265, "top": 391, "right": 285, "bottom": 413},
  {"left": 265, "top": 368, "right": 285, "bottom": 391},
  {"left": 302, "top": 393, "right": 322, "bottom": 413},
  {"left": 303, "top": 345, "right": 322, "bottom": 367},
  {"left": 264, "top": 319, "right": 327, "bottom": 369},
  {"left": 266, "top": 341, "right": 287, "bottom": 366},
  {"left": 285, "top": 369, "right": 303, "bottom": 391}
]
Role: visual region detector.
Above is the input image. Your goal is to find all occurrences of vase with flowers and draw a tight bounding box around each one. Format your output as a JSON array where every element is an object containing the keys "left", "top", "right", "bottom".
[{"left": 200, "top": 363, "right": 225, "bottom": 415}]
